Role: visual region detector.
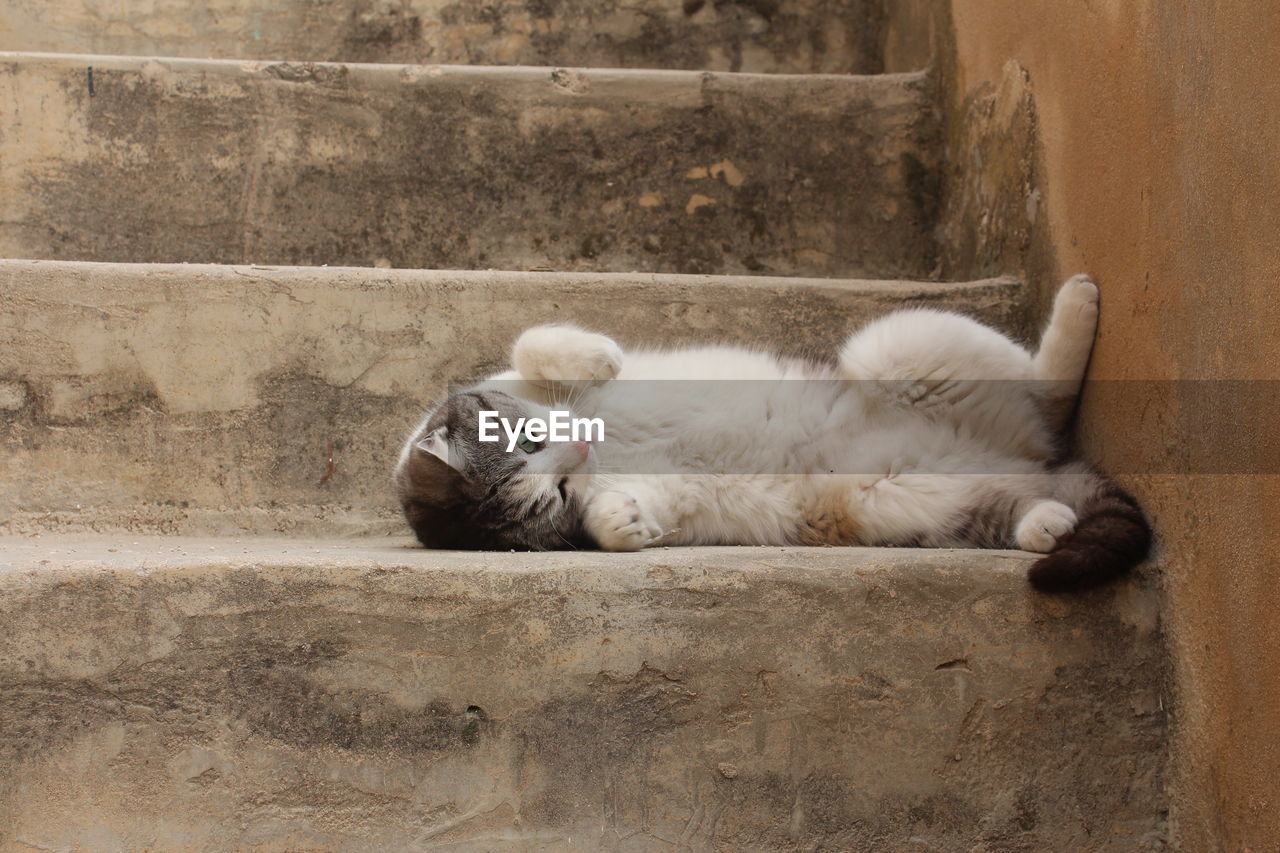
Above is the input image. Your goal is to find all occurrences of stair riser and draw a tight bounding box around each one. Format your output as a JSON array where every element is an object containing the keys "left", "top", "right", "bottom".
[
  {"left": 0, "top": 544, "right": 1167, "bottom": 851},
  {"left": 0, "top": 261, "right": 1025, "bottom": 534},
  {"left": 0, "top": 0, "right": 886, "bottom": 74},
  {"left": 0, "top": 55, "right": 938, "bottom": 278}
]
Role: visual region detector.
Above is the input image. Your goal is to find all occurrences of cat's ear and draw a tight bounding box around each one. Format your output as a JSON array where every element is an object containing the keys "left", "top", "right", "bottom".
[{"left": 415, "top": 426, "right": 465, "bottom": 473}]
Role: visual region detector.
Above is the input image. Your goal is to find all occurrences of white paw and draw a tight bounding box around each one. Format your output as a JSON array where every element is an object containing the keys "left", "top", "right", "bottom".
[
  {"left": 564, "top": 336, "right": 623, "bottom": 383},
  {"left": 585, "top": 490, "right": 659, "bottom": 551},
  {"left": 1015, "top": 501, "right": 1078, "bottom": 553},
  {"left": 513, "top": 326, "right": 623, "bottom": 386},
  {"left": 1057, "top": 274, "right": 1100, "bottom": 323}
]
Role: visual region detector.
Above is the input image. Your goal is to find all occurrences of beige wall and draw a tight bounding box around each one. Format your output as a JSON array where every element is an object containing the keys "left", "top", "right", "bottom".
[{"left": 916, "top": 2, "right": 1280, "bottom": 848}]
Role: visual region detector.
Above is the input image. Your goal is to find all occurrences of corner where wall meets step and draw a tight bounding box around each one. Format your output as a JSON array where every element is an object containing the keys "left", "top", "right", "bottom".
[
  {"left": 0, "top": 53, "right": 940, "bottom": 279},
  {"left": 0, "top": 537, "right": 1167, "bottom": 851},
  {"left": 0, "top": 260, "right": 1026, "bottom": 536}
]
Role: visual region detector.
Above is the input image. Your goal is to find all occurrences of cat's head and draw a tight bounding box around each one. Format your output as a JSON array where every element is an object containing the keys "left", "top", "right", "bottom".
[{"left": 394, "top": 390, "right": 596, "bottom": 550}]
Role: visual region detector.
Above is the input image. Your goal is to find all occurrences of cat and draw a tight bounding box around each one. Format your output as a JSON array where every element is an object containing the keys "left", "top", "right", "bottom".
[{"left": 394, "top": 275, "right": 1150, "bottom": 592}]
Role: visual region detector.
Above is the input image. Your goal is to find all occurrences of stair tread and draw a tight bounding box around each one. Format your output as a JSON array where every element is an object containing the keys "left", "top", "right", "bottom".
[
  {"left": 0, "top": 531, "right": 1166, "bottom": 849},
  {"left": 0, "top": 533, "right": 1039, "bottom": 577},
  {"left": 0, "top": 0, "right": 887, "bottom": 75},
  {"left": 1, "top": 259, "right": 1027, "bottom": 536},
  {"left": 0, "top": 54, "right": 938, "bottom": 278}
]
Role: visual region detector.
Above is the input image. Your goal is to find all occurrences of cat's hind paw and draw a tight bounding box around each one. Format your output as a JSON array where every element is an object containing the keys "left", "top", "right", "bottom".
[
  {"left": 1015, "top": 500, "right": 1078, "bottom": 553},
  {"left": 585, "top": 490, "right": 660, "bottom": 551},
  {"left": 1057, "top": 274, "right": 1100, "bottom": 323}
]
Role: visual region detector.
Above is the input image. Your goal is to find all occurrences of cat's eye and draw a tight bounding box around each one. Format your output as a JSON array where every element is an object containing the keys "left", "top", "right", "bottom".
[{"left": 517, "top": 432, "right": 541, "bottom": 453}]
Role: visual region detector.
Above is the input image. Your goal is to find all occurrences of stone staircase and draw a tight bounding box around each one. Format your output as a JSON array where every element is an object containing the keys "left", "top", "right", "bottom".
[{"left": 0, "top": 3, "right": 1166, "bottom": 850}]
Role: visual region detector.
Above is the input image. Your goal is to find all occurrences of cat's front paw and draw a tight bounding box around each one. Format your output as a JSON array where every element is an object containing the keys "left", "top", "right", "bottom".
[
  {"left": 585, "top": 490, "right": 659, "bottom": 551},
  {"left": 512, "top": 325, "right": 623, "bottom": 386},
  {"left": 1015, "top": 500, "right": 1078, "bottom": 553}
]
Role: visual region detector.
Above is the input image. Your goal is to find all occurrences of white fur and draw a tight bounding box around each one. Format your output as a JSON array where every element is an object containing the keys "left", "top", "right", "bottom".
[
  {"left": 1033, "top": 274, "right": 1099, "bottom": 432},
  {"left": 583, "top": 490, "right": 661, "bottom": 551},
  {"left": 418, "top": 277, "right": 1101, "bottom": 553},
  {"left": 512, "top": 325, "right": 623, "bottom": 388},
  {"left": 1016, "top": 500, "right": 1079, "bottom": 552}
]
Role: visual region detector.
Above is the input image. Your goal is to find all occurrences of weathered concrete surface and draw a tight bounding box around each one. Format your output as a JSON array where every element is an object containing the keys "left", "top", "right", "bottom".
[
  {"left": 0, "top": 0, "right": 887, "bottom": 74},
  {"left": 0, "top": 54, "right": 939, "bottom": 278},
  {"left": 0, "top": 260, "right": 1027, "bottom": 535},
  {"left": 882, "top": 2, "right": 1049, "bottom": 314},
  {"left": 0, "top": 537, "right": 1167, "bottom": 851},
  {"left": 884, "top": 3, "right": 1280, "bottom": 848},
  {"left": 932, "top": 61, "right": 1040, "bottom": 292}
]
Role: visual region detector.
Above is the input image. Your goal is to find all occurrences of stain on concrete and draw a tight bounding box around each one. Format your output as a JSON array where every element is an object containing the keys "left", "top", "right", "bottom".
[
  {"left": 0, "top": 380, "right": 30, "bottom": 412},
  {"left": 342, "top": 4, "right": 424, "bottom": 57}
]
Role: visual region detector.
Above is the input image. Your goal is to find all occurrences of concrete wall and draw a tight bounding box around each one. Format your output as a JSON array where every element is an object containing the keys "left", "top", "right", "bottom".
[{"left": 893, "top": 3, "right": 1280, "bottom": 849}]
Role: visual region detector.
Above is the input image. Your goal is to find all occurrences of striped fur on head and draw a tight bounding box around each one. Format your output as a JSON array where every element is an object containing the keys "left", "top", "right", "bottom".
[{"left": 395, "top": 390, "right": 589, "bottom": 550}]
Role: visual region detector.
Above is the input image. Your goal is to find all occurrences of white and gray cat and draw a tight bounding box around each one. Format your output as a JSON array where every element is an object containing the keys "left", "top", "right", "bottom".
[{"left": 394, "top": 276, "right": 1150, "bottom": 591}]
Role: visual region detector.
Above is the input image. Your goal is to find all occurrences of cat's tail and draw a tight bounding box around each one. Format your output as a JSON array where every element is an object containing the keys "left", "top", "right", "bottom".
[{"left": 1028, "top": 464, "right": 1152, "bottom": 592}]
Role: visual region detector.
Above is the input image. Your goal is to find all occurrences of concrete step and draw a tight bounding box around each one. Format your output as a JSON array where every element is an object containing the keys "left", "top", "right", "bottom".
[
  {"left": 0, "top": 0, "right": 886, "bottom": 74},
  {"left": 0, "top": 53, "right": 938, "bottom": 279},
  {"left": 0, "top": 260, "right": 1026, "bottom": 536},
  {"left": 0, "top": 536, "right": 1166, "bottom": 851}
]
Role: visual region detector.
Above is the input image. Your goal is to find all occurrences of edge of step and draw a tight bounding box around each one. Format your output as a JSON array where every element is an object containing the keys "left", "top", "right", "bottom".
[
  {"left": 0, "top": 257, "right": 1020, "bottom": 302},
  {"left": 0, "top": 535, "right": 1039, "bottom": 578},
  {"left": 0, "top": 533, "right": 1158, "bottom": 614},
  {"left": 0, "top": 50, "right": 929, "bottom": 95}
]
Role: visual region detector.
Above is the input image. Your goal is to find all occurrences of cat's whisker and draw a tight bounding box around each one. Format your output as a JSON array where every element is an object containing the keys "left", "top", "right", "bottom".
[
  {"left": 564, "top": 380, "right": 590, "bottom": 412},
  {"left": 551, "top": 522, "right": 579, "bottom": 551}
]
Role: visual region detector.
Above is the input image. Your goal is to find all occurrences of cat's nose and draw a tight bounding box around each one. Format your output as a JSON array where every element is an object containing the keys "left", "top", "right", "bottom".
[{"left": 571, "top": 439, "right": 591, "bottom": 460}]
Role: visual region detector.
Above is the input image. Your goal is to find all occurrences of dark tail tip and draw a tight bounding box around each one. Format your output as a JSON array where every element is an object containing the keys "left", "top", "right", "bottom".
[{"left": 1028, "top": 505, "right": 1152, "bottom": 593}]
